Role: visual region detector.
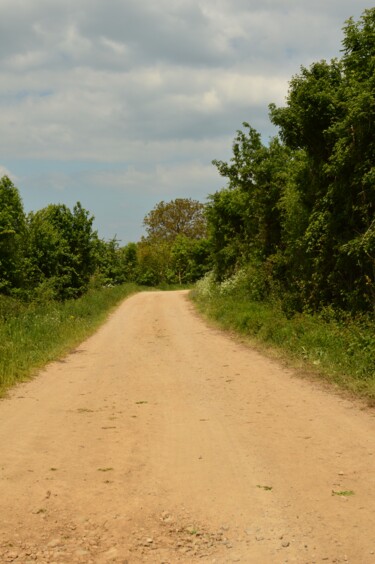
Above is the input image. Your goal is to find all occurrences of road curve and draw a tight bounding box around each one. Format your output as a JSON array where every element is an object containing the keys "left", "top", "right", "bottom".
[{"left": 0, "top": 290, "right": 375, "bottom": 563}]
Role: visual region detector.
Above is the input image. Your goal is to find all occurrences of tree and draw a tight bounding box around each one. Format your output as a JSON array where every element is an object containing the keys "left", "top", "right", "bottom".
[
  {"left": 171, "top": 235, "right": 211, "bottom": 284},
  {"left": 136, "top": 198, "right": 211, "bottom": 285},
  {"left": 143, "top": 198, "right": 207, "bottom": 241},
  {"left": 27, "top": 202, "right": 98, "bottom": 299},
  {"left": 94, "top": 240, "right": 139, "bottom": 285},
  {"left": 136, "top": 238, "right": 172, "bottom": 286},
  {"left": 0, "top": 176, "right": 26, "bottom": 294},
  {"left": 268, "top": 9, "right": 375, "bottom": 311},
  {"left": 208, "top": 124, "right": 292, "bottom": 281}
]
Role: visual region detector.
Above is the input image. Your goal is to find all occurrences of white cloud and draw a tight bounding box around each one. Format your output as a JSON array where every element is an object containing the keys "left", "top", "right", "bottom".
[{"left": 0, "top": 0, "right": 370, "bottom": 241}]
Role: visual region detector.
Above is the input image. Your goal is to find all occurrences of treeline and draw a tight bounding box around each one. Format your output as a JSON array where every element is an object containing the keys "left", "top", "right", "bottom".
[
  {"left": 0, "top": 176, "right": 211, "bottom": 302},
  {"left": 207, "top": 9, "right": 374, "bottom": 316}
]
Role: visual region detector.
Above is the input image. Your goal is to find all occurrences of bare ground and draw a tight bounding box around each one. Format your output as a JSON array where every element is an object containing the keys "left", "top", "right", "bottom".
[{"left": 0, "top": 290, "right": 375, "bottom": 564}]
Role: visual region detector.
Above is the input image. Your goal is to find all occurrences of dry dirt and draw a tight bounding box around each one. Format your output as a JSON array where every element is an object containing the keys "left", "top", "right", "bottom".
[{"left": 1, "top": 290, "right": 375, "bottom": 564}]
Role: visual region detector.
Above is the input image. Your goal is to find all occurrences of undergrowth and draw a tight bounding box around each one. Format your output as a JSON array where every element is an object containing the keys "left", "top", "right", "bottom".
[
  {"left": 190, "top": 271, "right": 375, "bottom": 402},
  {"left": 0, "top": 283, "right": 139, "bottom": 396}
]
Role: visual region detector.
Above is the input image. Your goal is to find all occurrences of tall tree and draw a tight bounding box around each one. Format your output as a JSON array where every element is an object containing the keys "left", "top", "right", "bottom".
[
  {"left": 268, "top": 9, "right": 375, "bottom": 311},
  {"left": 209, "top": 124, "right": 292, "bottom": 280},
  {"left": 138, "top": 198, "right": 210, "bottom": 285},
  {"left": 27, "top": 202, "right": 97, "bottom": 299},
  {"left": 0, "top": 176, "right": 26, "bottom": 294},
  {"left": 143, "top": 198, "right": 207, "bottom": 241}
]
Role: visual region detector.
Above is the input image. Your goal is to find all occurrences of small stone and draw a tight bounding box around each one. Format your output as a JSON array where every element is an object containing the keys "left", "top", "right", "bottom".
[
  {"left": 47, "top": 539, "right": 61, "bottom": 548},
  {"left": 282, "top": 541, "right": 290, "bottom": 548},
  {"left": 103, "top": 547, "right": 118, "bottom": 560},
  {"left": 74, "top": 549, "right": 90, "bottom": 557}
]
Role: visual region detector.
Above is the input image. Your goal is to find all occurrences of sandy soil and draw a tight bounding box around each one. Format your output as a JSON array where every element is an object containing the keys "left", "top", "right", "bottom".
[{"left": 0, "top": 290, "right": 375, "bottom": 564}]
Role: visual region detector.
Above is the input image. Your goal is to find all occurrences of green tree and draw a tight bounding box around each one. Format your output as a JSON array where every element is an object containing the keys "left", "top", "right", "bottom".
[
  {"left": 0, "top": 176, "right": 26, "bottom": 294},
  {"left": 171, "top": 235, "right": 211, "bottom": 284},
  {"left": 269, "top": 9, "right": 375, "bottom": 311},
  {"left": 208, "top": 125, "right": 292, "bottom": 281},
  {"left": 27, "top": 202, "right": 97, "bottom": 299},
  {"left": 143, "top": 198, "right": 207, "bottom": 241},
  {"left": 137, "top": 197, "right": 210, "bottom": 285},
  {"left": 94, "top": 239, "right": 139, "bottom": 285},
  {"left": 136, "top": 238, "right": 172, "bottom": 285}
]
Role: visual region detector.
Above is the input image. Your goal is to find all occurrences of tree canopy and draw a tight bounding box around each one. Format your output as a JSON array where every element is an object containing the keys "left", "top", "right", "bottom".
[
  {"left": 143, "top": 198, "right": 207, "bottom": 241},
  {"left": 207, "top": 8, "right": 375, "bottom": 314}
]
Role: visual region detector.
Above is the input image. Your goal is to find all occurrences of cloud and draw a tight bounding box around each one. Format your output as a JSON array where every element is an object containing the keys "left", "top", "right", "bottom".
[{"left": 0, "top": 0, "right": 370, "bottom": 241}]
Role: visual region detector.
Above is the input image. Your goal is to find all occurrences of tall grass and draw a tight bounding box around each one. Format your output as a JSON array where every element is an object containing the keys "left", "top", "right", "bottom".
[
  {"left": 191, "top": 272, "right": 375, "bottom": 402},
  {"left": 0, "top": 284, "right": 139, "bottom": 396}
]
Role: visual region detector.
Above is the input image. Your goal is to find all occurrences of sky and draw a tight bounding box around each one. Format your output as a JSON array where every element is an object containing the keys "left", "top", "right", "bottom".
[{"left": 0, "top": 0, "right": 371, "bottom": 243}]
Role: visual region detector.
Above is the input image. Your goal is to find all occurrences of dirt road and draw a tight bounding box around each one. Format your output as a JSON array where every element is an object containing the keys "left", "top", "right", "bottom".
[{"left": 1, "top": 291, "right": 375, "bottom": 563}]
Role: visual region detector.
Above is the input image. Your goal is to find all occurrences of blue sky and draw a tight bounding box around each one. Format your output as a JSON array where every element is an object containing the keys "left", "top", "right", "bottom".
[{"left": 0, "top": 0, "right": 370, "bottom": 243}]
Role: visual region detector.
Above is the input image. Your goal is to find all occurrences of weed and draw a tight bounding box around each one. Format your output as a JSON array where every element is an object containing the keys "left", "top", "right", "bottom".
[
  {"left": 0, "top": 284, "right": 139, "bottom": 396},
  {"left": 332, "top": 490, "right": 355, "bottom": 496},
  {"left": 190, "top": 277, "right": 375, "bottom": 401}
]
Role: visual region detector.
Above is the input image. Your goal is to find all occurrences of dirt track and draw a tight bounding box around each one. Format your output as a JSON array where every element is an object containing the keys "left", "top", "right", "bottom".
[{"left": 1, "top": 290, "right": 375, "bottom": 563}]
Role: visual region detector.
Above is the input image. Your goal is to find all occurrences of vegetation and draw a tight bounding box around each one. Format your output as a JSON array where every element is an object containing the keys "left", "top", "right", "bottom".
[
  {"left": 192, "top": 9, "right": 375, "bottom": 401},
  {"left": 0, "top": 186, "right": 209, "bottom": 393},
  {"left": 0, "top": 283, "right": 138, "bottom": 396},
  {"left": 191, "top": 272, "right": 375, "bottom": 400},
  {"left": 207, "top": 9, "right": 375, "bottom": 316},
  {"left": 137, "top": 198, "right": 212, "bottom": 285},
  {"left": 0, "top": 9, "right": 373, "bottom": 401}
]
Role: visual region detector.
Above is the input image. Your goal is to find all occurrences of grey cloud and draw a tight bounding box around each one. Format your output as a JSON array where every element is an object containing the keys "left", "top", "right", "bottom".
[{"left": 0, "top": 0, "right": 371, "bottom": 242}]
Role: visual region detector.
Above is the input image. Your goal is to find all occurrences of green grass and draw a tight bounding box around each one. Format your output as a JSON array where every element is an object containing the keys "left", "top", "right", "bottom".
[
  {"left": 190, "top": 281, "right": 375, "bottom": 403},
  {"left": 0, "top": 283, "right": 139, "bottom": 396}
]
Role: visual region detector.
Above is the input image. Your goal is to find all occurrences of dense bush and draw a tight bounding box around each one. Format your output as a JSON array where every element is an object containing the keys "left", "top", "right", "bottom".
[{"left": 207, "top": 8, "right": 375, "bottom": 316}]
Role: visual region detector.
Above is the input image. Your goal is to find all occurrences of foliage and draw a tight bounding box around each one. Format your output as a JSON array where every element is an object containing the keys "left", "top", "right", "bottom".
[
  {"left": 0, "top": 177, "right": 142, "bottom": 299},
  {"left": 0, "top": 283, "right": 139, "bottom": 396},
  {"left": 209, "top": 127, "right": 295, "bottom": 281},
  {"left": 26, "top": 202, "right": 98, "bottom": 300},
  {"left": 0, "top": 177, "right": 27, "bottom": 294},
  {"left": 207, "top": 8, "right": 375, "bottom": 316},
  {"left": 94, "top": 239, "right": 138, "bottom": 286},
  {"left": 191, "top": 275, "right": 375, "bottom": 400},
  {"left": 143, "top": 198, "right": 207, "bottom": 241},
  {"left": 138, "top": 198, "right": 212, "bottom": 285}
]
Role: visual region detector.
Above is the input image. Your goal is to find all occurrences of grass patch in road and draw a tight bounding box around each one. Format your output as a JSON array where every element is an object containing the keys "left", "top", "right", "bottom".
[
  {"left": 190, "top": 282, "right": 375, "bottom": 403},
  {"left": 0, "top": 283, "right": 139, "bottom": 397},
  {"left": 332, "top": 490, "right": 355, "bottom": 497}
]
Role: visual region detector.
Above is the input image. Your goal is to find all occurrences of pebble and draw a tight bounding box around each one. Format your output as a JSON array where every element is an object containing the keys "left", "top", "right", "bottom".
[
  {"left": 103, "top": 547, "right": 118, "bottom": 560},
  {"left": 74, "top": 549, "right": 90, "bottom": 557},
  {"left": 47, "top": 539, "right": 61, "bottom": 548},
  {"left": 282, "top": 541, "right": 290, "bottom": 548}
]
